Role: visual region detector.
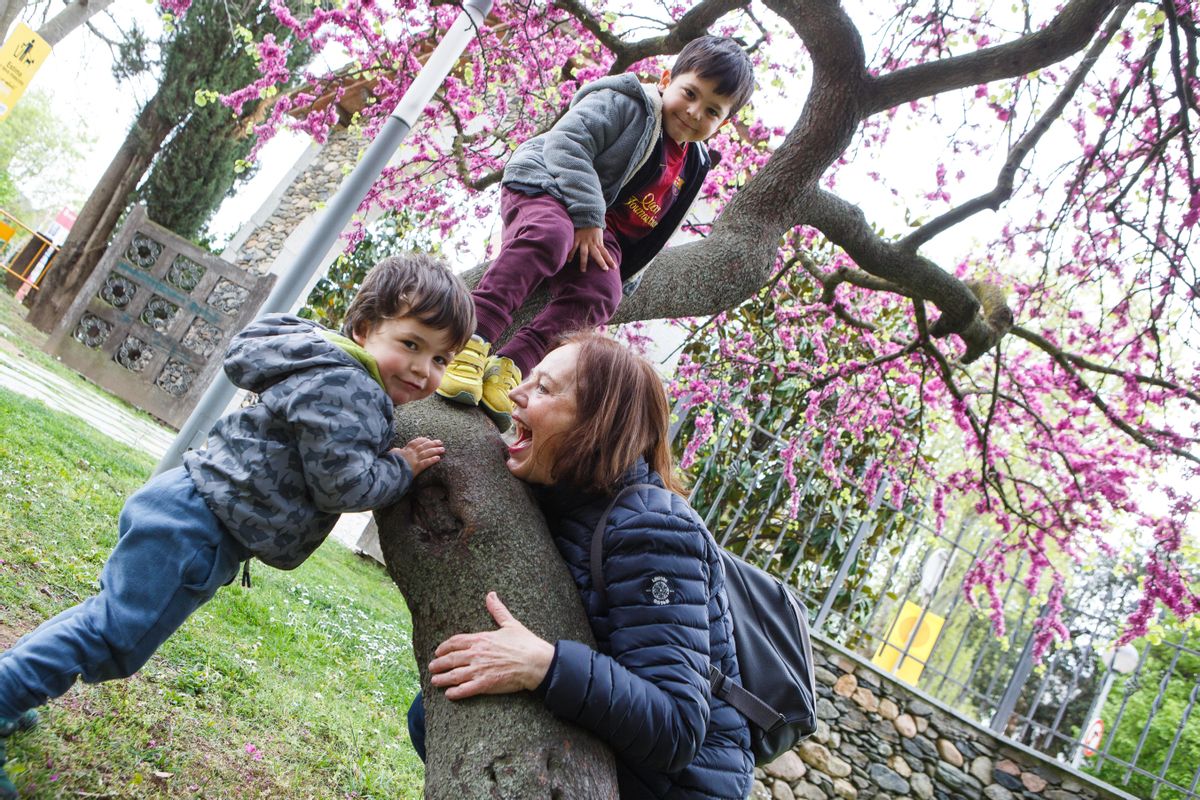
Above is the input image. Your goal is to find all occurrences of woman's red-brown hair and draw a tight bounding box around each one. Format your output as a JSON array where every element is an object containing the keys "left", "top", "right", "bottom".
[{"left": 548, "top": 331, "right": 685, "bottom": 496}]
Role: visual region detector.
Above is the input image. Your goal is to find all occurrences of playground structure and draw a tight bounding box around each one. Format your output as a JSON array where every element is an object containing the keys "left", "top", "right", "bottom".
[{"left": 0, "top": 207, "right": 62, "bottom": 301}]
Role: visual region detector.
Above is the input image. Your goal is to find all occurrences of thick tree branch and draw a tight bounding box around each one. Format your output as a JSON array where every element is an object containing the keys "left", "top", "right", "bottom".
[
  {"left": 803, "top": 188, "right": 991, "bottom": 350},
  {"left": 551, "top": 0, "right": 750, "bottom": 73},
  {"left": 0, "top": 0, "right": 24, "bottom": 43},
  {"left": 868, "top": 0, "right": 1122, "bottom": 113},
  {"left": 37, "top": 0, "right": 117, "bottom": 46}
]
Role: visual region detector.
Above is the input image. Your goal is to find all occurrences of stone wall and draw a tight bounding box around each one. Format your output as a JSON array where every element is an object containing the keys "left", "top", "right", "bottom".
[
  {"left": 225, "top": 126, "right": 362, "bottom": 276},
  {"left": 754, "top": 639, "right": 1134, "bottom": 800}
]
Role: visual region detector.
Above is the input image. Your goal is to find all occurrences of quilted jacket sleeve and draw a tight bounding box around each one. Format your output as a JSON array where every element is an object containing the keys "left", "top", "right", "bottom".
[
  {"left": 542, "top": 492, "right": 712, "bottom": 773},
  {"left": 277, "top": 367, "right": 414, "bottom": 513}
]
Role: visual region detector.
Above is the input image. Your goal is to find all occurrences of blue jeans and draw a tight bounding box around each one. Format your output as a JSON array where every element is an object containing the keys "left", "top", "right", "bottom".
[
  {"left": 407, "top": 691, "right": 427, "bottom": 762},
  {"left": 0, "top": 468, "right": 247, "bottom": 719}
]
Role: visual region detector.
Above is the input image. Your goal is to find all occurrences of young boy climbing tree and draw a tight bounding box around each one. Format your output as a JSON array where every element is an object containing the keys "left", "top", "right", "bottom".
[
  {"left": 436, "top": 36, "right": 755, "bottom": 432},
  {"left": 0, "top": 254, "right": 475, "bottom": 800}
]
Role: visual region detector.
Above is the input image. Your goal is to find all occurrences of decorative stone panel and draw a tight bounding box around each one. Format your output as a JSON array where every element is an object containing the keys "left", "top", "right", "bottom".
[
  {"left": 46, "top": 205, "right": 275, "bottom": 429},
  {"left": 752, "top": 638, "right": 1137, "bottom": 800}
]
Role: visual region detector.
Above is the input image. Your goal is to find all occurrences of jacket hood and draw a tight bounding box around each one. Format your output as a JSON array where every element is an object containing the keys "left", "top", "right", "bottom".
[
  {"left": 571, "top": 73, "right": 660, "bottom": 115},
  {"left": 224, "top": 314, "right": 363, "bottom": 394}
]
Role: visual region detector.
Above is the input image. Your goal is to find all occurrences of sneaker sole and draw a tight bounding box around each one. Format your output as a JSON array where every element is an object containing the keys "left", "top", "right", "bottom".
[
  {"left": 436, "top": 389, "right": 482, "bottom": 406},
  {"left": 480, "top": 405, "right": 512, "bottom": 433}
]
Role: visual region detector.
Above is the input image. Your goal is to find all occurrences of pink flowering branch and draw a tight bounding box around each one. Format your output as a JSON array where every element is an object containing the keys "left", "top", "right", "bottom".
[
  {"left": 901, "top": 2, "right": 1134, "bottom": 252},
  {"left": 158, "top": 0, "right": 192, "bottom": 16}
]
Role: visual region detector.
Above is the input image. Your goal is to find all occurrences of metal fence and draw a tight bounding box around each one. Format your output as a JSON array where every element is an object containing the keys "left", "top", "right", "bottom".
[{"left": 672, "top": 399, "right": 1199, "bottom": 800}]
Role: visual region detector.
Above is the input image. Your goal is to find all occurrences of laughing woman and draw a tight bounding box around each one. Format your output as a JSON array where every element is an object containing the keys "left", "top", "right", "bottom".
[{"left": 411, "top": 331, "right": 754, "bottom": 799}]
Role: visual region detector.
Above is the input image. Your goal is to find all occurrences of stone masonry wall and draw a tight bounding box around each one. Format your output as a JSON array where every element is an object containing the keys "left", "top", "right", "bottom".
[
  {"left": 230, "top": 126, "right": 361, "bottom": 275},
  {"left": 753, "top": 639, "right": 1134, "bottom": 800}
]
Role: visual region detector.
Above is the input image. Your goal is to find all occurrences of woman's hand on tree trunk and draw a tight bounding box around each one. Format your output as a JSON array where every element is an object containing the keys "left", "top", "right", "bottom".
[{"left": 428, "top": 591, "right": 555, "bottom": 699}]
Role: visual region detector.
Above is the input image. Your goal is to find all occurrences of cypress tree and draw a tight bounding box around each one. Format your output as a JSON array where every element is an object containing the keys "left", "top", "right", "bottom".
[
  {"left": 26, "top": 0, "right": 306, "bottom": 328},
  {"left": 138, "top": 1, "right": 308, "bottom": 240}
]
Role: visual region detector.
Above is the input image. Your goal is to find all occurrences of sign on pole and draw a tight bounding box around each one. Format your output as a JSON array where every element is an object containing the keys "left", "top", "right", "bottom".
[
  {"left": 0, "top": 23, "right": 51, "bottom": 122},
  {"left": 1082, "top": 717, "right": 1104, "bottom": 757},
  {"left": 871, "top": 600, "right": 946, "bottom": 684}
]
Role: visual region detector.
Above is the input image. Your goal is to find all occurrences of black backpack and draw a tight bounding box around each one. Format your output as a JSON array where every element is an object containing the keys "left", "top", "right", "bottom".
[{"left": 589, "top": 484, "right": 819, "bottom": 765}]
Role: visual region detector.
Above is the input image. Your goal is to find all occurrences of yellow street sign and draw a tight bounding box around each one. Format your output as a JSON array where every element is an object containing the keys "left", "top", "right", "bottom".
[
  {"left": 871, "top": 600, "right": 946, "bottom": 685},
  {"left": 0, "top": 23, "right": 51, "bottom": 122}
]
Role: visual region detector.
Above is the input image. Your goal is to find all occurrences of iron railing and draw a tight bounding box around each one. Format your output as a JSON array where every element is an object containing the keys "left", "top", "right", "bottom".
[{"left": 673, "top": 399, "right": 1199, "bottom": 800}]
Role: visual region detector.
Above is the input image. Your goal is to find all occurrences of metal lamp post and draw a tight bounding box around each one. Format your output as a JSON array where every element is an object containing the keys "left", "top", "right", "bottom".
[
  {"left": 1069, "top": 643, "right": 1139, "bottom": 768},
  {"left": 153, "top": 0, "right": 494, "bottom": 475}
]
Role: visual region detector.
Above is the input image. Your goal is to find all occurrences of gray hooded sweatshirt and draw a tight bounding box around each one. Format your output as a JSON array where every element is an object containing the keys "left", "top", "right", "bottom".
[{"left": 184, "top": 314, "right": 412, "bottom": 569}]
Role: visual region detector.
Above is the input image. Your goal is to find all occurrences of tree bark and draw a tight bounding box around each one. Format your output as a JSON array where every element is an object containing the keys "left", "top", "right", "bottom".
[
  {"left": 25, "top": 92, "right": 172, "bottom": 331},
  {"left": 0, "top": 0, "right": 24, "bottom": 44},
  {"left": 376, "top": 402, "right": 619, "bottom": 800},
  {"left": 37, "top": 0, "right": 118, "bottom": 47}
]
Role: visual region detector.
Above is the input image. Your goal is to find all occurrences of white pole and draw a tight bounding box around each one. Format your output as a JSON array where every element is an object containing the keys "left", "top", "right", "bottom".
[
  {"left": 1070, "top": 670, "right": 1115, "bottom": 769},
  {"left": 1069, "top": 644, "right": 1137, "bottom": 769}
]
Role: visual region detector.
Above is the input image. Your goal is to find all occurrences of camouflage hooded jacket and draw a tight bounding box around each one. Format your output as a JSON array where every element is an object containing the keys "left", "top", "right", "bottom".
[{"left": 183, "top": 314, "right": 412, "bottom": 569}]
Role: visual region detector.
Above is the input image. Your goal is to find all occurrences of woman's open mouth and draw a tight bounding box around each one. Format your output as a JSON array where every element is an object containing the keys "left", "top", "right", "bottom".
[{"left": 508, "top": 419, "right": 533, "bottom": 454}]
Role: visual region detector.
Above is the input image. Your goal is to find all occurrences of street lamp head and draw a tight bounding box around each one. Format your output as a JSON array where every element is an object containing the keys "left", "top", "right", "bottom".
[{"left": 1103, "top": 644, "right": 1139, "bottom": 674}]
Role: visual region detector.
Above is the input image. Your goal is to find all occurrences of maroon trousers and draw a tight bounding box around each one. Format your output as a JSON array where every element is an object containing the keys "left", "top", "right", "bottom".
[{"left": 473, "top": 188, "right": 624, "bottom": 375}]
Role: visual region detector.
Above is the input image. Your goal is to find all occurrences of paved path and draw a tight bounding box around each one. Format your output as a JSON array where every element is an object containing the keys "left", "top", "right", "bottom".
[
  {"left": 0, "top": 335, "right": 370, "bottom": 551},
  {"left": 0, "top": 339, "right": 175, "bottom": 458}
]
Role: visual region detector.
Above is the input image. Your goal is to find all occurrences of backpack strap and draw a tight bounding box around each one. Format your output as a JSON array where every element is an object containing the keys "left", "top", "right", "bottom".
[
  {"left": 589, "top": 483, "right": 658, "bottom": 603},
  {"left": 709, "top": 665, "right": 788, "bottom": 733},
  {"left": 589, "top": 483, "right": 785, "bottom": 732}
]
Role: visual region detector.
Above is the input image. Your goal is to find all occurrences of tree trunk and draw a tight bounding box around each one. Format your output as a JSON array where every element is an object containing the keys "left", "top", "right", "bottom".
[
  {"left": 375, "top": 402, "right": 619, "bottom": 800},
  {"left": 0, "top": 0, "right": 23, "bottom": 44},
  {"left": 25, "top": 92, "right": 172, "bottom": 331},
  {"left": 37, "top": 0, "right": 119, "bottom": 47}
]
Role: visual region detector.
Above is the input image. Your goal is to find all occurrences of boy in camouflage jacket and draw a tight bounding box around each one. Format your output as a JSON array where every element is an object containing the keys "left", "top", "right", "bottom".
[{"left": 0, "top": 254, "right": 474, "bottom": 799}]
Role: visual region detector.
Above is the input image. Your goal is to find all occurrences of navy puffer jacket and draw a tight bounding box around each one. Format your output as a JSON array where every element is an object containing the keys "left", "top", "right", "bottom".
[{"left": 535, "top": 460, "right": 754, "bottom": 799}]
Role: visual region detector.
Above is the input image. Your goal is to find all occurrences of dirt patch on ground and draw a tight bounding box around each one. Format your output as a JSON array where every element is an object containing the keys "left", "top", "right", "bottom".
[
  {"left": 0, "top": 620, "right": 26, "bottom": 649},
  {"left": 0, "top": 333, "right": 29, "bottom": 359}
]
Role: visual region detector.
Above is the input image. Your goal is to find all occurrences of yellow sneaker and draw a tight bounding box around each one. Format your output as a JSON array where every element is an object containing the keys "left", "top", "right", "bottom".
[
  {"left": 480, "top": 356, "right": 521, "bottom": 432},
  {"left": 436, "top": 335, "right": 489, "bottom": 406}
]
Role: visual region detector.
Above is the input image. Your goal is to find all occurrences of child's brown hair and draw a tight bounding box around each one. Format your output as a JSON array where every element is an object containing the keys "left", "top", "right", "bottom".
[
  {"left": 341, "top": 253, "right": 475, "bottom": 352},
  {"left": 672, "top": 35, "right": 755, "bottom": 116}
]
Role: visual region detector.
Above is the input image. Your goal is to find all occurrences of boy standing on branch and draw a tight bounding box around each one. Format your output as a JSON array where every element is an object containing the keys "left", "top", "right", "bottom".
[{"left": 437, "top": 36, "right": 755, "bottom": 431}]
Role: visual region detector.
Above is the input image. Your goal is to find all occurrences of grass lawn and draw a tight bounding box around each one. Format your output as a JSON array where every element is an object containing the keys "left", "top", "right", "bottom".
[{"left": 0, "top": 387, "right": 425, "bottom": 798}]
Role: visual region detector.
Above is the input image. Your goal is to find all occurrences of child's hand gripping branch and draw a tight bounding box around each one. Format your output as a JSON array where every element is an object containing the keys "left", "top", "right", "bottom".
[
  {"left": 395, "top": 436, "right": 446, "bottom": 476},
  {"left": 570, "top": 226, "right": 618, "bottom": 273}
]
